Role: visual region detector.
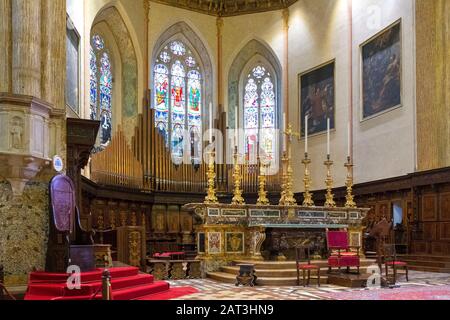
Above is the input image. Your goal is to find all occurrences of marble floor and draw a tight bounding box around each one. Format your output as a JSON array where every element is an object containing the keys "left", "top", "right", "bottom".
[{"left": 168, "top": 271, "right": 450, "bottom": 300}]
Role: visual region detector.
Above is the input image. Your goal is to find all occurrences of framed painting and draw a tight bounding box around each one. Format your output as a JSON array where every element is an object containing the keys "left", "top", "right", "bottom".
[
  {"left": 225, "top": 232, "right": 245, "bottom": 253},
  {"left": 361, "top": 20, "right": 402, "bottom": 120},
  {"left": 299, "top": 60, "right": 335, "bottom": 138},
  {"left": 208, "top": 232, "right": 221, "bottom": 254}
]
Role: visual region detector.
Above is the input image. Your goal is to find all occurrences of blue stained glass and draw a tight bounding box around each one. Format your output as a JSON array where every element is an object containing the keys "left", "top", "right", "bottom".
[
  {"left": 243, "top": 66, "right": 277, "bottom": 159},
  {"left": 90, "top": 34, "right": 113, "bottom": 147},
  {"left": 153, "top": 40, "right": 203, "bottom": 163}
]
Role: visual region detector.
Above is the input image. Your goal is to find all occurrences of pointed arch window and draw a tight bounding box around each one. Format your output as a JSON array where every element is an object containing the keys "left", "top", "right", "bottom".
[
  {"left": 243, "top": 65, "right": 277, "bottom": 160},
  {"left": 153, "top": 40, "right": 203, "bottom": 164},
  {"left": 90, "top": 34, "right": 113, "bottom": 148}
]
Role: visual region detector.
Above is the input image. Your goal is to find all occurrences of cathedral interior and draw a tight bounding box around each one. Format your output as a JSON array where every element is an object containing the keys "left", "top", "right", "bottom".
[{"left": 0, "top": 0, "right": 450, "bottom": 302}]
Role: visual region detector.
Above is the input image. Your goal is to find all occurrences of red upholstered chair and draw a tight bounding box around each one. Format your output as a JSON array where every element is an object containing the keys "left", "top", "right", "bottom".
[
  {"left": 296, "top": 246, "right": 321, "bottom": 287},
  {"left": 326, "top": 230, "right": 360, "bottom": 274}
]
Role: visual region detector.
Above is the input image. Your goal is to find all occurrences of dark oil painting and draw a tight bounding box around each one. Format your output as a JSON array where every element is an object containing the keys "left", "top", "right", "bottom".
[
  {"left": 362, "top": 22, "right": 401, "bottom": 119},
  {"left": 300, "top": 61, "right": 335, "bottom": 137}
]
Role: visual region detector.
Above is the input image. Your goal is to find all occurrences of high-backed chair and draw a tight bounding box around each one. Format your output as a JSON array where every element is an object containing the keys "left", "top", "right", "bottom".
[
  {"left": 296, "top": 246, "right": 321, "bottom": 287},
  {"left": 384, "top": 244, "right": 409, "bottom": 284},
  {"left": 326, "top": 230, "right": 360, "bottom": 274},
  {"left": 46, "top": 174, "right": 95, "bottom": 272}
]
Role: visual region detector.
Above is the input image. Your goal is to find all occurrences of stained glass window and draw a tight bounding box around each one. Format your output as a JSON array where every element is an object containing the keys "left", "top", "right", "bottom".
[
  {"left": 243, "top": 65, "right": 277, "bottom": 160},
  {"left": 153, "top": 40, "right": 203, "bottom": 164},
  {"left": 89, "top": 34, "right": 113, "bottom": 148}
]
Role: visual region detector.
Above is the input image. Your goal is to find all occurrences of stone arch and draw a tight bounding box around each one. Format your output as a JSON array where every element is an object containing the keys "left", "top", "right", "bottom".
[{"left": 91, "top": 6, "right": 139, "bottom": 143}]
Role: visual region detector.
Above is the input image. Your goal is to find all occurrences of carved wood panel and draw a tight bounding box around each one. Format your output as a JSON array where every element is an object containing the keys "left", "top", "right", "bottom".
[
  {"left": 440, "top": 222, "right": 450, "bottom": 241},
  {"left": 422, "top": 194, "right": 437, "bottom": 221},
  {"left": 440, "top": 192, "right": 450, "bottom": 221},
  {"left": 167, "top": 205, "right": 180, "bottom": 233},
  {"left": 423, "top": 222, "right": 437, "bottom": 241}
]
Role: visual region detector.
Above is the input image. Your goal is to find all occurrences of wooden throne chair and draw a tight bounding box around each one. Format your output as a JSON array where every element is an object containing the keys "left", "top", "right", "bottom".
[
  {"left": 45, "top": 174, "right": 95, "bottom": 273},
  {"left": 326, "top": 230, "right": 361, "bottom": 274}
]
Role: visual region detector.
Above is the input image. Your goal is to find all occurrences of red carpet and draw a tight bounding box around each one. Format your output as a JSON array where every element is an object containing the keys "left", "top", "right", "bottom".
[{"left": 24, "top": 267, "right": 198, "bottom": 300}]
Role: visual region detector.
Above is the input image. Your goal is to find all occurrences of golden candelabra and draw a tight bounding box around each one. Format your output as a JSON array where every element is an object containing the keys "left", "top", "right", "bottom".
[
  {"left": 344, "top": 156, "right": 357, "bottom": 208},
  {"left": 231, "top": 147, "right": 245, "bottom": 205},
  {"left": 204, "top": 150, "right": 219, "bottom": 204},
  {"left": 256, "top": 159, "right": 270, "bottom": 206},
  {"left": 279, "top": 124, "right": 299, "bottom": 206},
  {"left": 302, "top": 153, "right": 315, "bottom": 207},
  {"left": 324, "top": 155, "right": 336, "bottom": 208}
]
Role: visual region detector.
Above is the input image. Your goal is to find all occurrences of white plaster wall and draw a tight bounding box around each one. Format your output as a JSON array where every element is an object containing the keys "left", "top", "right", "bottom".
[{"left": 352, "top": 0, "right": 416, "bottom": 184}]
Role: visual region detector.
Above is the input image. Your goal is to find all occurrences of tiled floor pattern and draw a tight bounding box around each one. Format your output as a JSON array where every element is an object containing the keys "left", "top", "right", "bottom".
[{"left": 168, "top": 271, "right": 450, "bottom": 300}]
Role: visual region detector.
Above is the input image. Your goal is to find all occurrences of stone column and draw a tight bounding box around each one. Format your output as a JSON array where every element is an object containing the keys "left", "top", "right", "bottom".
[
  {"left": 41, "top": 0, "right": 66, "bottom": 110},
  {"left": 11, "top": 0, "right": 42, "bottom": 97},
  {"left": 0, "top": 0, "right": 12, "bottom": 93}
]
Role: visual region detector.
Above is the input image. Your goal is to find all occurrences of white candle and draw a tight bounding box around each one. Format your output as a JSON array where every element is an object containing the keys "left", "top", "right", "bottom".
[
  {"left": 209, "top": 102, "right": 213, "bottom": 143},
  {"left": 283, "top": 113, "right": 287, "bottom": 153},
  {"left": 235, "top": 106, "right": 238, "bottom": 148},
  {"left": 348, "top": 122, "right": 351, "bottom": 158},
  {"left": 305, "top": 115, "right": 308, "bottom": 154},
  {"left": 327, "top": 118, "right": 330, "bottom": 156}
]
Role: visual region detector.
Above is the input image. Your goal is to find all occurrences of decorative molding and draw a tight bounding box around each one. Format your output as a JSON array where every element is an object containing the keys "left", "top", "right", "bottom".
[{"left": 150, "top": 0, "right": 298, "bottom": 17}]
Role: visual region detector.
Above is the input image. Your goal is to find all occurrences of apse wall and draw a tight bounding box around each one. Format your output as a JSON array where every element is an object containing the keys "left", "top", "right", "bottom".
[{"left": 289, "top": 0, "right": 416, "bottom": 191}]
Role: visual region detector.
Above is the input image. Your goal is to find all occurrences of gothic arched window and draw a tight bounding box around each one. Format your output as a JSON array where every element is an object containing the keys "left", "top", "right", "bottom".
[
  {"left": 243, "top": 65, "right": 277, "bottom": 161},
  {"left": 153, "top": 40, "right": 203, "bottom": 164},
  {"left": 90, "top": 34, "right": 113, "bottom": 148}
]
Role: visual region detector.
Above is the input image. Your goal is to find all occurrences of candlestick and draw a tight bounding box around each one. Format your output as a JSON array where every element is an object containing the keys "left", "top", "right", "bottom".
[
  {"left": 204, "top": 150, "right": 218, "bottom": 204},
  {"left": 231, "top": 147, "right": 245, "bottom": 205},
  {"left": 305, "top": 115, "right": 308, "bottom": 154},
  {"left": 302, "top": 153, "right": 315, "bottom": 207},
  {"left": 283, "top": 113, "right": 287, "bottom": 153},
  {"left": 327, "top": 118, "right": 330, "bottom": 157},
  {"left": 324, "top": 155, "right": 336, "bottom": 208},
  {"left": 345, "top": 156, "right": 357, "bottom": 208},
  {"left": 257, "top": 158, "right": 270, "bottom": 206}
]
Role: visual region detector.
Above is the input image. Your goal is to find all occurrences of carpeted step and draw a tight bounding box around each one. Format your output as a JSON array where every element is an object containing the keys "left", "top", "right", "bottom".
[
  {"left": 29, "top": 267, "right": 140, "bottom": 284},
  {"left": 135, "top": 287, "right": 199, "bottom": 300},
  {"left": 111, "top": 281, "right": 170, "bottom": 300}
]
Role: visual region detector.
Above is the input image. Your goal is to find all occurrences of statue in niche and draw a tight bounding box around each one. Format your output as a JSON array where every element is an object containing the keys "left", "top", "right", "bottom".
[{"left": 10, "top": 116, "right": 24, "bottom": 150}]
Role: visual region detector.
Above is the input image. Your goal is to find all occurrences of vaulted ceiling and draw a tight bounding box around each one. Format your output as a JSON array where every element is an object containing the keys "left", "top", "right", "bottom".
[{"left": 150, "top": 0, "right": 298, "bottom": 17}]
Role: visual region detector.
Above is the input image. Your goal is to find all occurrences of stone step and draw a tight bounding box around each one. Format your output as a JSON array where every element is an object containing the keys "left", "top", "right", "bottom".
[
  {"left": 231, "top": 259, "right": 376, "bottom": 270},
  {"left": 398, "top": 255, "right": 450, "bottom": 262},
  {"left": 221, "top": 265, "right": 375, "bottom": 278},
  {"left": 207, "top": 271, "right": 328, "bottom": 286},
  {"left": 408, "top": 265, "right": 450, "bottom": 273},
  {"left": 398, "top": 259, "right": 450, "bottom": 268}
]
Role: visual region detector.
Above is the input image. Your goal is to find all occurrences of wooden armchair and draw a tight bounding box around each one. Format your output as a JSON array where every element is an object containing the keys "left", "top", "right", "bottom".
[
  {"left": 296, "top": 246, "right": 321, "bottom": 287},
  {"left": 326, "top": 230, "right": 361, "bottom": 274}
]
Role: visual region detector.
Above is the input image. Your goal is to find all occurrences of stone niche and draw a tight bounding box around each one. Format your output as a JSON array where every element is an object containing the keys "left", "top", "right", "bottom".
[{"left": 0, "top": 94, "right": 53, "bottom": 196}]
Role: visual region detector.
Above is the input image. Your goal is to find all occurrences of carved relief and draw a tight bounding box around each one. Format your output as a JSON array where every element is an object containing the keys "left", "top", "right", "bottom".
[
  {"left": 9, "top": 116, "right": 24, "bottom": 150},
  {"left": 128, "top": 231, "right": 141, "bottom": 267}
]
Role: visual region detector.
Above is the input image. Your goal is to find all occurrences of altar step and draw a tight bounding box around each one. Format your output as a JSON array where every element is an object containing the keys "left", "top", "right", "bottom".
[
  {"left": 207, "top": 259, "right": 377, "bottom": 286},
  {"left": 398, "top": 255, "right": 450, "bottom": 273}
]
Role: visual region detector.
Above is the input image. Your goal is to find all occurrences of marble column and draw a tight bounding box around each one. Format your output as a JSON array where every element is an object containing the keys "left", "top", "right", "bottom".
[
  {"left": 11, "top": 0, "right": 42, "bottom": 98},
  {"left": 41, "top": 0, "right": 66, "bottom": 110},
  {"left": 0, "top": 0, "right": 12, "bottom": 93}
]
